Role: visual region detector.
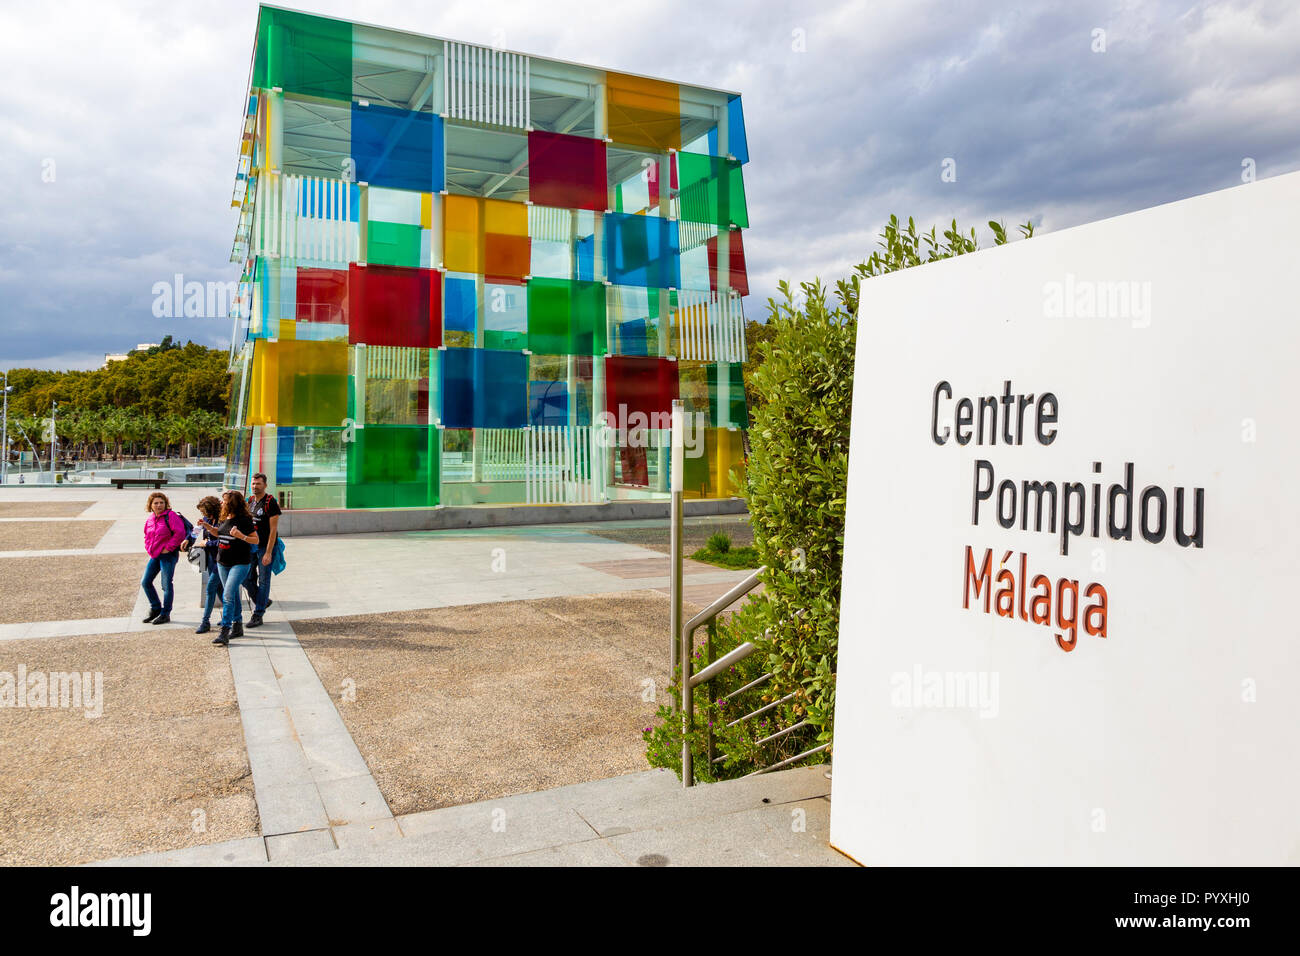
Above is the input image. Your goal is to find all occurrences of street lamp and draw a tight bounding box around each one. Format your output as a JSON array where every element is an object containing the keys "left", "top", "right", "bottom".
[{"left": 1, "top": 370, "right": 12, "bottom": 486}]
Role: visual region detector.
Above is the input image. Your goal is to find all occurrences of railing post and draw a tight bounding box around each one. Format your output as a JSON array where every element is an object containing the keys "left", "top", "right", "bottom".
[
  {"left": 706, "top": 620, "right": 717, "bottom": 772},
  {"left": 670, "top": 400, "right": 693, "bottom": 786}
]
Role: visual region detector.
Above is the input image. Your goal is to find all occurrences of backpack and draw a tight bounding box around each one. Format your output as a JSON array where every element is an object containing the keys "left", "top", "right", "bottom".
[{"left": 169, "top": 510, "right": 195, "bottom": 541}]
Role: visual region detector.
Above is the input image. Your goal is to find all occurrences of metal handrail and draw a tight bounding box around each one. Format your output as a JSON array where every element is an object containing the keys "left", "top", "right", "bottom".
[
  {"left": 689, "top": 641, "right": 756, "bottom": 688},
  {"left": 682, "top": 567, "right": 765, "bottom": 637}
]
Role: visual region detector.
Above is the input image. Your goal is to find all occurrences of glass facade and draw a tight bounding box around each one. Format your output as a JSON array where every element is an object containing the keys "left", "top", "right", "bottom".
[{"left": 228, "top": 6, "right": 751, "bottom": 509}]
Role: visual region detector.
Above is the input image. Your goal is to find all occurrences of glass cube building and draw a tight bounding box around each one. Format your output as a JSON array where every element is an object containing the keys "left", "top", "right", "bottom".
[{"left": 226, "top": 6, "right": 752, "bottom": 510}]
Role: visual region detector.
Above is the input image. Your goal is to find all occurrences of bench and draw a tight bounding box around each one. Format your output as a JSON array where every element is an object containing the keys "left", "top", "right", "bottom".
[{"left": 111, "top": 477, "right": 168, "bottom": 490}]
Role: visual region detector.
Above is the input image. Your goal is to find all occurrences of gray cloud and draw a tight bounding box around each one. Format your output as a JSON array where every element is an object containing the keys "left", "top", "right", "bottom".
[{"left": 1, "top": 0, "right": 1296, "bottom": 368}]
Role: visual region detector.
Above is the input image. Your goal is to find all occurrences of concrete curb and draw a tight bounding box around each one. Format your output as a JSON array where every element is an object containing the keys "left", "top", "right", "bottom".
[{"left": 279, "top": 497, "right": 749, "bottom": 537}]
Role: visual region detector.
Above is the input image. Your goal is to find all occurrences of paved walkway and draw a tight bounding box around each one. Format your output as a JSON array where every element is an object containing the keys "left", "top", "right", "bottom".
[
  {"left": 90, "top": 764, "right": 849, "bottom": 866},
  {"left": 1, "top": 487, "right": 845, "bottom": 867}
]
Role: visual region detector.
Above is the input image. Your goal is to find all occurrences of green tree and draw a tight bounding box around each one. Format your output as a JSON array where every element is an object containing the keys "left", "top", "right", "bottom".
[{"left": 646, "top": 214, "right": 1035, "bottom": 780}]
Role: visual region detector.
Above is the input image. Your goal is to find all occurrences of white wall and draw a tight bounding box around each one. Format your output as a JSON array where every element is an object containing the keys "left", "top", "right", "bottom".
[{"left": 829, "top": 172, "right": 1300, "bottom": 865}]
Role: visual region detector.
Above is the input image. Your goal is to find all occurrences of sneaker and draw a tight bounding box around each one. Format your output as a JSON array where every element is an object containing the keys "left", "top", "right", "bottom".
[
  {"left": 151, "top": 614, "right": 171, "bottom": 626},
  {"left": 143, "top": 609, "right": 162, "bottom": 623},
  {"left": 231, "top": 622, "right": 244, "bottom": 638},
  {"left": 266, "top": 599, "right": 273, "bottom": 609},
  {"left": 195, "top": 622, "right": 211, "bottom": 635},
  {"left": 212, "top": 627, "right": 231, "bottom": 646},
  {"left": 247, "top": 612, "right": 264, "bottom": 629}
]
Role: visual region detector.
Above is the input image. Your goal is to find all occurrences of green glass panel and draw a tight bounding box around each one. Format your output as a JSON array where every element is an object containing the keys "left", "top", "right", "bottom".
[
  {"left": 253, "top": 8, "right": 353, "bottom": 102},
  {"left": 345, "top": 424, "right": 439, "bottom": 508},
  {"left": 483, "top": 329, "right": 527, "bottom": 350},
  {"left": 706, "top": 362, "right": 748, "bottom": 429},
  {"left": 677, "top": 152, "right": 749, "bottom": 229},
  {"left": 366, "top": 221, "right": 422, "bottom": 268},
  {"left": 526, "top": 278, "right": 607, "bottom": 355}
]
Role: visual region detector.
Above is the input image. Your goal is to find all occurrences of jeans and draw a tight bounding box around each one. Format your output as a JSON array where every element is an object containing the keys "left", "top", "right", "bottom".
[
  {"left": 200, "top": 561, "right": 224, "bottom": 625},
  {"left": 217, "top": 563, "right": 252, "bottom": 627},
  {"left": 251, "top": 547, "right": 273, "bottom": 613},
  {"left": 141, "top": 551, "right": 179, "bottom": 615}
]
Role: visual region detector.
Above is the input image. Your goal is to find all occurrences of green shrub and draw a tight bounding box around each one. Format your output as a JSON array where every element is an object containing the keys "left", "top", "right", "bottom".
[
  {"left": 645, "top": 215, "right": 1034, "bottom": 780},
  {"left": 705, "top": 531, "right": 732, "bottom": 553}
]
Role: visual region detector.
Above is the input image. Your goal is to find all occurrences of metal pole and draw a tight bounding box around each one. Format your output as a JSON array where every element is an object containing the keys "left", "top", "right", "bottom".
[
  {"left": 50, "top": 400, "right": 57, "bottom": 480},
  {"left": 2, "top": 370, "right": 9, "bottom": 486},
  {"left": 670, "top": 399, "right": 694, "bottom": 786}
]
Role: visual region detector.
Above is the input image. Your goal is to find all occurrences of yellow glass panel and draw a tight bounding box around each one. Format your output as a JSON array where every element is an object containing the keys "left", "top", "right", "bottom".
[
  {"left": 443, "top": 194, "right": 481, "bottom": 272},
  {"left": 484, "top": 198, "right": 528, "bottom": 237},
  {"left": 605, "top": 72, "right": 681, "bottom": 151}
]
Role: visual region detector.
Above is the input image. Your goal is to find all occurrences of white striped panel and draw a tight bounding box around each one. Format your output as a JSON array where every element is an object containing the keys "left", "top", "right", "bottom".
[
  {"left": 527, "top": 205, "right": 571, "bottom": 242},
  {"left": 446, "top": 41, "right": 530, "bottom": 130},
  {"left": 525, "top": 427, "right": 595, "bottom": 504},
  {"left": 671, "top": 292, "right": 747, "bottom": 363}
]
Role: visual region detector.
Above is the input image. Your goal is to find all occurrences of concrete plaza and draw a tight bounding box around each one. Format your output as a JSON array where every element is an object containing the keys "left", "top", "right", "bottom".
[{"left": 0, "top": 485, "right": 849, "bottom": 866}]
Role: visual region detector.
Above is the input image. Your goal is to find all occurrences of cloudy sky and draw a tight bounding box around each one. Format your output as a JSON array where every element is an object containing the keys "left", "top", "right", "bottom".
[{"left": 2, "top": 0, "right": 1297, "bottom": 370}]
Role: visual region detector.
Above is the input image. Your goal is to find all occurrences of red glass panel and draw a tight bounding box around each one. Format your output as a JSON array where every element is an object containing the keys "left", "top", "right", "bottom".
[
  {"left": 706, "top": 230, "right": 749, "bottom": 297},
  {"left": 296, "top": 268, "right": 349, "bottom": 323},
  {"left": 604, "top": 355, "right": 679, "bottom": 422},
  {"left": 528, "top": 130, "right": 607, "bottom": 212},
  {"left": 347, "top": 264, "right": 442, "bottom": 349}
]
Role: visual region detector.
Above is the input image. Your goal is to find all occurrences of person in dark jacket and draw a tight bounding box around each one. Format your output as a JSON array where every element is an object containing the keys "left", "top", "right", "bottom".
[
  {"left": 196, "top": 490, "right": 259, "bottom": 646},
  {"left": 192, "top": 495, "right": 223, "bottom": 635}
]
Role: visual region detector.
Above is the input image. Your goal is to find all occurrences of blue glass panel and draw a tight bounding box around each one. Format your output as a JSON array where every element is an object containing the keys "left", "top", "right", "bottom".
[
  {"left": 276, "top": 426, "right": 296, "bottom": 484},
  {"left": 605, "top": 213, "right": 680, "bottom": 289},
  {"left": 296, "top": 177, "right": 361, "bottom": 220},
  {"left": 444, "top": 275, "right": 477, "bottom": 333},
  {"left": 529, "top": 380, "right": 569, "bottom": 427},
  {"left": 351, "top": 103, "right": 445, "bottom": 193},
  {"left": 441, "top": 347, "right": 528, "bottom": 428}
]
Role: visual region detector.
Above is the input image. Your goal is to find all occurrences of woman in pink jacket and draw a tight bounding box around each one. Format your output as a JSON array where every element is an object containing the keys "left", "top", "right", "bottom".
[{"left": 141, "top": 491, "right": 188, "bottom": 626}]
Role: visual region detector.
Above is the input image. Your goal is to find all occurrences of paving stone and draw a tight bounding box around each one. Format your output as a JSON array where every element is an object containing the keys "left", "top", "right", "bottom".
[
  {"left": 316, "top": 774, "right": 391, "bottom": 826},
  {"left": 256, "top": 782, "right": 330, "bottom": 837},
  {"left": 265, "top": 828, "right": 336, "bottom": 862},
  {"left": 333, "top": 818, "right": 403, "bottom": 851}
]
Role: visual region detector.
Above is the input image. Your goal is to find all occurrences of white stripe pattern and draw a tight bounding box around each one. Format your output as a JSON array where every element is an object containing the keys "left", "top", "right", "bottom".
[
  {"left": 444, "top": 41, "right": 530, "bottom": 129},
  {"left": 251, "top": 173, "right": 358, "bottom": 264},
  {"left": 526, "top": 426, "right": 597, "bottom": 504},
  {"left": 672, "top": 291, "right": 746, "bottom": 362}
]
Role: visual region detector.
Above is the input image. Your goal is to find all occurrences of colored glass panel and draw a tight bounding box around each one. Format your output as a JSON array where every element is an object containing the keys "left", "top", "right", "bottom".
[
  {"left": 248, "top": 340, "right": 348, "bottom": 428},
  {"left": 605, "top": 213, "right": 680, "bottom": 289},
  {"left": 366, "top": 220, "right": 422, "bottom": 268},
  {"left": 484, "top": 199, "right": 529, "bottom": 281},
  {"left": 351, "top": 103, "right": 444, "bottom": 193},
  {"left": 605, "top": 355, "right": 678, "bottom": 422},
  {"left": 441, "top": 348, "right": 528, "bottom": 429},
  {"left": 253, "top": 8, "right": 353, "bottom": 101},
  {"left": 443, "top": 195, "right": 481, "bottom": 273},
  {"left": 444, "top": 274, "right": 477, "bottom": 333},
  {"left": 348, "top": 264, "right": 442, "bottom": 349},
  {"left": 605, "top": 72, "right": 681, "bottom": 150},
  {"left": 346, "top": 424, "right": 439, "bottom": 508},
  {"left": 707, "top": 362, "right": 748, "bottom": 428},
  {"left": 528, "top": 130, "right": 607, "bottom": 211},
  {"left": 296, "top": 268, "right": 348, "bottom": 324},
  {"left": 682, "top": 426, "right": 746, "bottom": 499},
  {"left": 526, "top": 278, "right": 606, "bottom": 355},
  {"left": 275, "top": 426, "right": 296, "bottom": 484},
  {"left": 676, "top": 152, "right": 749, "bottom": 229},
  {"left": 706, "top": 230, "right": 749, "bottom": 296}
]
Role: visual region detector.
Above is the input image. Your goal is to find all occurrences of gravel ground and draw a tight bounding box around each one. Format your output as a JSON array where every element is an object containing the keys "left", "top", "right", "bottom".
[
  {"left": 0, "top": 502, "right": 95, "bottom": 518},
  {"left": 587, "top": 515, "right": 754, "bottom": 554},
  {"left": 0, "top": 555, "right": 148, "bottom": 624},
  {"left": 295, "top": 589, "right": 706, "bottom": 815},
  {"left": 0, "top": 630, "right": 257, "bottom": 865},
  {"left": 0, "top": 520, "right": 113, "bottom": 552}
]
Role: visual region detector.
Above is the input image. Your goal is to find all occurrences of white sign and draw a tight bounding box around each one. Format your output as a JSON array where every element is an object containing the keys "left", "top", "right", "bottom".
[{"left": 830, "top": 173, "right": 1300, "bottom": 865}]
